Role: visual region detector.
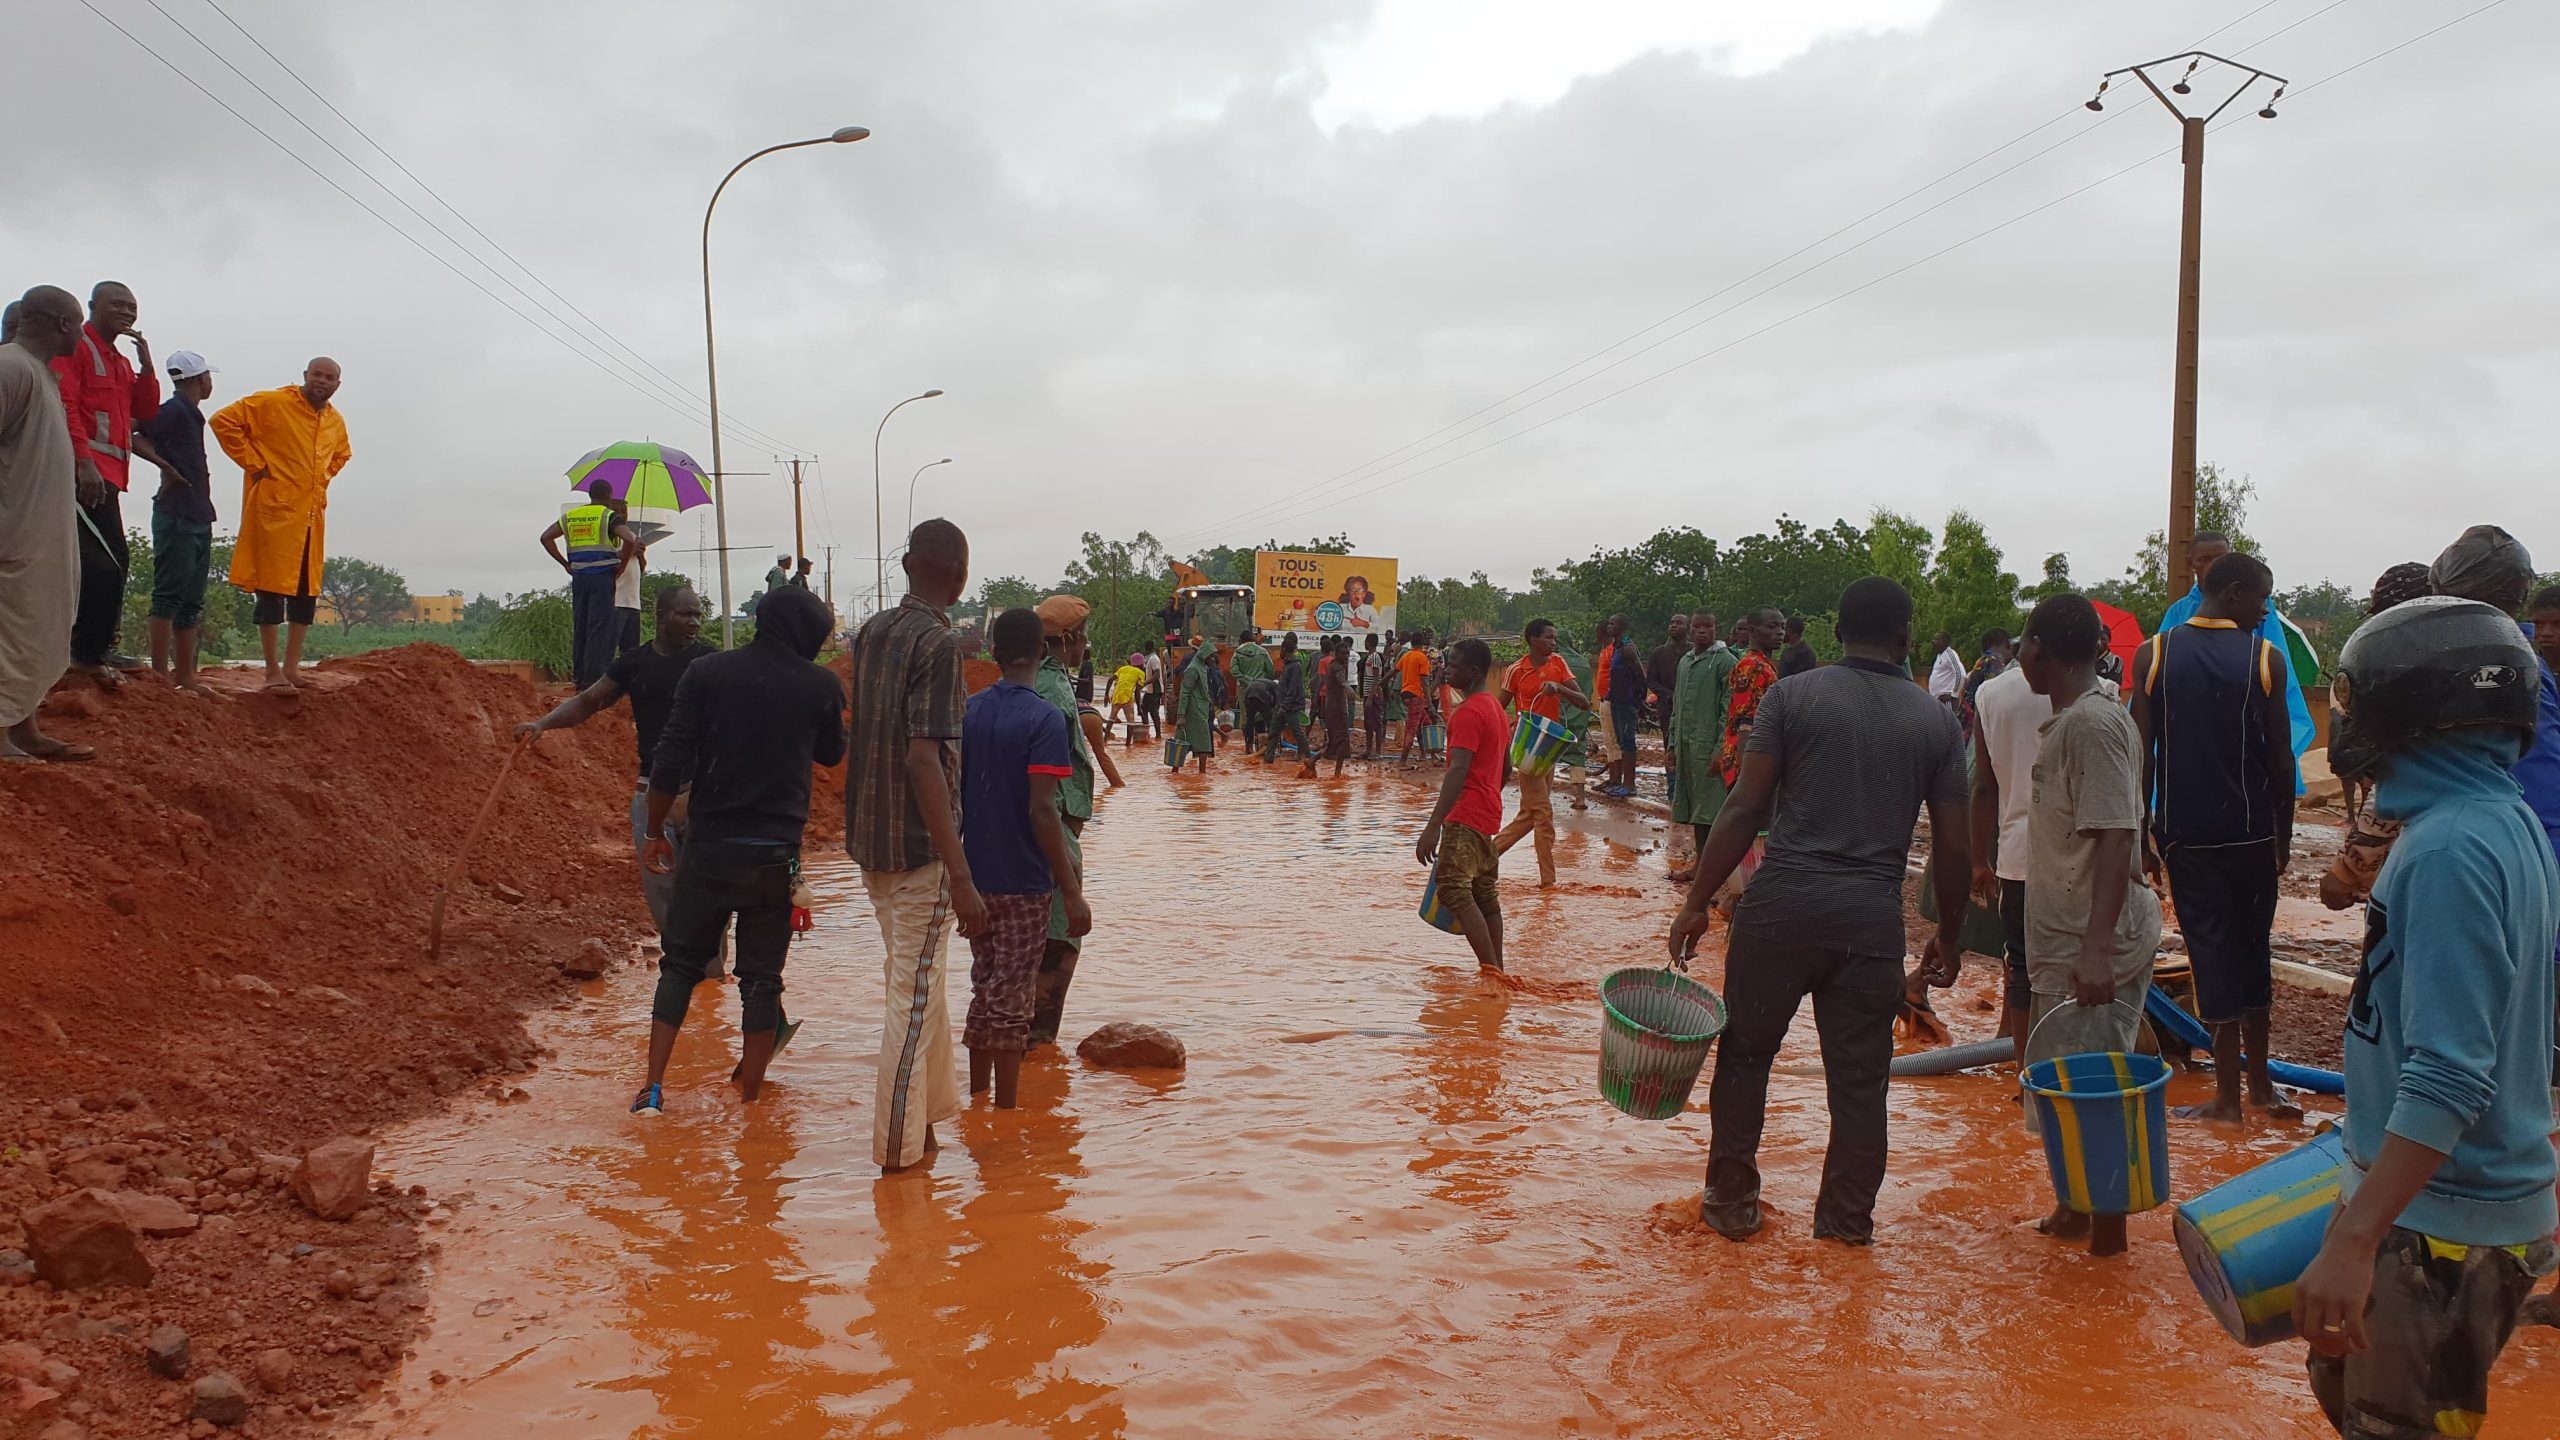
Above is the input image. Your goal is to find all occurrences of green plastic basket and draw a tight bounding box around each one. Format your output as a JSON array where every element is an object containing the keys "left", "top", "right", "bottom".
[{"left": 1599, "top": 967, "right": 1727, "bottom": 1120}]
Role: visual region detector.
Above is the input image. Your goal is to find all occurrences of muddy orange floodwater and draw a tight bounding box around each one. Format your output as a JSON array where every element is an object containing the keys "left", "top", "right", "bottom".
[{"left": 347, "top": 769, "right": 2560, "bottom": 1438}]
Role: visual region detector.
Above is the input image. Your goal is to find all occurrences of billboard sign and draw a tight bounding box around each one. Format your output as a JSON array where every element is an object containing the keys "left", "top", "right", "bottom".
[{"left": 1253, "top": 552, "right": 1398, "bottom": 637}]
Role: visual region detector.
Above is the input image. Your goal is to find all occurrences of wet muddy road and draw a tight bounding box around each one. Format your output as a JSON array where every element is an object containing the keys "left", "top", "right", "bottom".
[{"left": 351, "top": 768, "right": 2560, "bottom": 1437}]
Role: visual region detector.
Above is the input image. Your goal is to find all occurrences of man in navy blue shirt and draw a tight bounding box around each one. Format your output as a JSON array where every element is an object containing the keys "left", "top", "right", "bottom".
[
  {"left": 135, "top": 349, "right": 218, "bottom": 694},
  {"left": 961, "top": 607, "right": 1089, "bottom": 1107},
  {"left": 1603, "top": 617, "right": 1647, "bottom": 798}
]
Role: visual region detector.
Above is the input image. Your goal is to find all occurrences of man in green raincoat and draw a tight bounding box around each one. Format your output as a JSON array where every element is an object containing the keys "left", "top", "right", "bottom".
[
  {"left": 1029, "top": 595, "right": 1098, "bottom": 1045},
  {"left": 1176, "top": 634, "right": 1219, "bottom": 773},
  {"left": 1668, "top": 609, "right": 1738, "bottom": 880}
]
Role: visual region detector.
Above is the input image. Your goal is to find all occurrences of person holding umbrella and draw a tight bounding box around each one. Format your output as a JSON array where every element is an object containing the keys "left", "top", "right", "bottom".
[{"left": 542, "top": 477, "right": 640, "bottom": 686}]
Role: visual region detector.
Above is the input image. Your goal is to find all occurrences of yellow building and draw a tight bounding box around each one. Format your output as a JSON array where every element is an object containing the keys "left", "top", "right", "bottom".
[{"left": 309, "top": 591, "right": 466, "bottom": 627}]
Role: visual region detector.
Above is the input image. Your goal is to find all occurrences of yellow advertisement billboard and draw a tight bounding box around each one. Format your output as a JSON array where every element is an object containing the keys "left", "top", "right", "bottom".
[{"left": 1253, "top": 552, "right": 1398, "bottom": 637}]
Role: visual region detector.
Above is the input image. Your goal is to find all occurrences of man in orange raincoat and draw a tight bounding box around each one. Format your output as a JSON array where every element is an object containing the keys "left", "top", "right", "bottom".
[{"left": 211, "top": 358, "right": 348, "bottom": 693}]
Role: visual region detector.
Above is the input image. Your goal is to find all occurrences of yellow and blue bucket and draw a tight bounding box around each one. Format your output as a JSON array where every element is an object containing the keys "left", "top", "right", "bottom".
[
  {"left": 1508, "top": 712, "right": 1569, "bottom": 775},
  {"left": 1418, "top": 874, "right": 1464, "bottom": 934},
  {"left": 2021, "top": 1050, "right": 2172, "bottom": 1216},
  {"left": 2174, "top": 1130, "right": 2346, "bottom": 1348}
]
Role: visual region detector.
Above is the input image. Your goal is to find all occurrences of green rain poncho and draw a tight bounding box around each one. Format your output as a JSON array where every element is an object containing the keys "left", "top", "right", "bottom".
[
  {"left": 1177, "top": 651, "right": 1218, "bottom": 758},
  {"left": 1668, "top": 642, "right": 1737, "bottom": 825}
]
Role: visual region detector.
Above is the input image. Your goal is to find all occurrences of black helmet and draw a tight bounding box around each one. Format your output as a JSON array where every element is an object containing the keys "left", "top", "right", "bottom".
[{"left": 2329, "top": 595, "right": 2539, "bottom": 781}]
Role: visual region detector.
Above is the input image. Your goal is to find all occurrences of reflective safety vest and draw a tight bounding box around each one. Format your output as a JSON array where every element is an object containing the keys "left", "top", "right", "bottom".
[{"left": 562, "top": 503, "right": 620, "bottom": 572}]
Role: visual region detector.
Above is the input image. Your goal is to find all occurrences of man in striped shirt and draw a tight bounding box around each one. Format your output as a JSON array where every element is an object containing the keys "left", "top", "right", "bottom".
[{"left": 846, "top": 518, "right": 986, "bottom": 1173}]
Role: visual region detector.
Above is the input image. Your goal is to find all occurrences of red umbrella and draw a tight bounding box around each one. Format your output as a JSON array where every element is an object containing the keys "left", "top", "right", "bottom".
[{"left": 2092, "top": 599, "right": 2144, "bottom": 673}]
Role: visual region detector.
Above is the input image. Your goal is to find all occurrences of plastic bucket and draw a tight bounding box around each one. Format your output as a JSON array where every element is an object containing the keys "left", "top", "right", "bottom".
[
  {"left": 1509, "top": 712, "right": 1569, "bottom": 775},
  {"left": 1162, "top": 736, "right": 1185, "bottom": 769},
  {"left": 2174, "top": 1130, "right": 2346, "bottom": 1348},
  {"left": 1598, "top": 967, "right": 1726, "bottom": 1120},
  {"left": 1418, "top": 874, "right": 1464, "bottom": 934},
  {"left": 2022, "top": 1050, "right": 2172, "bottom": 1216}
]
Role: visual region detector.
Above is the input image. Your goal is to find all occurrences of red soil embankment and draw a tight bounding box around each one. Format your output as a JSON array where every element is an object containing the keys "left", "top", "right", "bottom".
[
  {"left": 1, "top": 646, "right": 652, "bottom": 1437},
  {"left": 806, "top": 651, "right": 998, "bottom": 847}
]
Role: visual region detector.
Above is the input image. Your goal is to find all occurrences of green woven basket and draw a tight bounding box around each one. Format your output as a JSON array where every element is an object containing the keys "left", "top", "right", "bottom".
[{"left": 1599, "top": 967, "right": 1727, "bottom": 1120}]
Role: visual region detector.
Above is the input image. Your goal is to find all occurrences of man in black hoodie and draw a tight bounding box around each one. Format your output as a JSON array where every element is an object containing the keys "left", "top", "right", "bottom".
[{"left": 634, "top": 585, "right": 846, "bottom": 1114}]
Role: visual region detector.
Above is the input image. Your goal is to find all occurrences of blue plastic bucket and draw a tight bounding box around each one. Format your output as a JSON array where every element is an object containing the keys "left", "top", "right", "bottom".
[
  {"left": 2022, "top": 1050, "right": 2172, "bottom": 1216},
  {"left": 2174, "top": 1130, "right": 2346, "bottom": 1348},
  {"left": 1418, "top": 874, "right": 1463, "bottom": 934},
  {"left": 1509, "top": 712, "right": 1568, "bottom": 775}
]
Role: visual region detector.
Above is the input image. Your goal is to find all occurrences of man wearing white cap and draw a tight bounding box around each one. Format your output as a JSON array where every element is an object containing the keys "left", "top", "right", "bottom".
[{"left": 137, "top": 350, "right": 218, "bottom": 693}]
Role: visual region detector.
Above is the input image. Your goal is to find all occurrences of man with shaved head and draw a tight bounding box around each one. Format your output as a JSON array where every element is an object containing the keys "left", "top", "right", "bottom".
[
  {"left": 212, "top": 356, "right": 350, "bottom": 692},
  {"left": 49, "top": 281, "right": 162, "bottom": 685},
  {"left": 1, "top": 287, "right": 90, "bottom": 760}
]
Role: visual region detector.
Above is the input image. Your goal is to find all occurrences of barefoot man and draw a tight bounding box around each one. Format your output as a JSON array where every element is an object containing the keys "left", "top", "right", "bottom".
[
  {"left": 2130, "top": 550, "right": 2299, "bottom": 1124},
  {"left": 212, "top": 358, "right": 349, "bottom": 693},
  {"left": 847, "top": 519, "right": 986, "bottom": 1174},
  {"left": 0, "top": 286, "right": 90, "bottom": 762}
]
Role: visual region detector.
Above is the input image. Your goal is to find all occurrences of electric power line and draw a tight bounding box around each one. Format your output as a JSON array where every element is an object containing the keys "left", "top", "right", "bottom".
[
  {"left": 1234, "top": 0, "right": 2522, "bottom": 537},
  {"left": 82, "top": 0, "right": 802, "bottom": 454},
  {"left": 189, "top": 0, "right": 797, "bottom": 455},
  {"left": 1167, "top": 2, "right": 2355, "bottom": 546}
]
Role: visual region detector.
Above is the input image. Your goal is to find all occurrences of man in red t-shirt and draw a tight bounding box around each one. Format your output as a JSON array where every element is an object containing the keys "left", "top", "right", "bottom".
[
  {"left": 1417, "top": 638, "right": 1515, "bottom": 978},
  {"left": 1493, "top": 618, "right": 1590, "bottom": 886}
]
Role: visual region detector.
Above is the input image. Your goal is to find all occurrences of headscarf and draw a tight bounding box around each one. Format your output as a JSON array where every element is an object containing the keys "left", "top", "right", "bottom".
[
  {"left": 2429, "top": 525, "right": 2535, "bottom": 614},
  {"left": 752, "top": 584, "right": 833, "bottom": 661}
]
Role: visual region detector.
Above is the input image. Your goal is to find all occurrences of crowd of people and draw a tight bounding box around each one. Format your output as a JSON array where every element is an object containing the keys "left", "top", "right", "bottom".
[{"left": 2, "top": 282, "right": 352, "bottom": 759}]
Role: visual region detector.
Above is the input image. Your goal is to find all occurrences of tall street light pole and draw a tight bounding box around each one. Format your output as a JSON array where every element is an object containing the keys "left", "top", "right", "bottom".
[
  {"left": 906, "top": 456, "right": 953, "bottom": 535},
  {"left": 2087, "top": 54, "right": 2283, "bottom": 590},
  {"left": 701, "top": 124, "right": 869, "bottom": 646},
  {"left": 874, "top": 389, "right": 944, "bottom": 613}
]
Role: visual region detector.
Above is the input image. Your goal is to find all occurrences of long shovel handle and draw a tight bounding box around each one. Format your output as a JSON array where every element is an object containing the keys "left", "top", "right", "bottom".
[{"left": 428, "top": 737, "right": 528, "bottom": 960}]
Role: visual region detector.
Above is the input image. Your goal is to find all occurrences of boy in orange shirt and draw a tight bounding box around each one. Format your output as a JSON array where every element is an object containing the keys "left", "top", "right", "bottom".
[{"left": 1493, "top": 618, "right": 1589, "bottom": 886}]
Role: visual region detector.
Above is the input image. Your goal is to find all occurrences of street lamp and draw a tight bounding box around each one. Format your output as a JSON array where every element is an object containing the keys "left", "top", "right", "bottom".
[
  {"left": 906, "top": 457, "right": 953, "bottom": 534},
  {"left": 701, "top": 124, "right": 869, "bottom": 646},
  {"left": 874, "top": 389, "right": 944, "bottom": 611}
]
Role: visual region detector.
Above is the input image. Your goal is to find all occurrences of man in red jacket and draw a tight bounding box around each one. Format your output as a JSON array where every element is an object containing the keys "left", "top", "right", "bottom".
[{"left": 50, "top": 281, "right": 163, "bottom": 686}]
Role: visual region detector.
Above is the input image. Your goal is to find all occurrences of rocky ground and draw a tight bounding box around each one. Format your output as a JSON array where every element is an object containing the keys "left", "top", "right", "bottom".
[{"left": 1, "top": 648, "right": 653, "bottom": 1439}]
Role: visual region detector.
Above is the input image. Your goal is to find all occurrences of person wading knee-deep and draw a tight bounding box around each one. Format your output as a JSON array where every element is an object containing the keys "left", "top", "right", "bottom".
[
  {"left": 847, "top": 518, "right": 985, "bottom": 1174},
  {"left": 1669, "top": 577, "right": 1972, "bottom": 1247},
  {"left": 632, "top": 584, "right": 844, "bottom": 1115},
  {"left": 1029, "top": 594, "right": 1100, "bottom": 1046},
  {"left": 961, "top": 607, "right": 1092, "bottom": 1106}
]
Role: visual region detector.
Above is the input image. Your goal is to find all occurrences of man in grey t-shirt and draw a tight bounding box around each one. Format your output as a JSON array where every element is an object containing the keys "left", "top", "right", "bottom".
[{"left": 1669, "top": 577, "right": 1972, "bottom": 1245}]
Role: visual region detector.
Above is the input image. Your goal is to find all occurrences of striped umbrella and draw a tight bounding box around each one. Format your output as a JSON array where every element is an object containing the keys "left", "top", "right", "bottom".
[{"left": 565, "top": 441, "right": 711, "bottom": 542}]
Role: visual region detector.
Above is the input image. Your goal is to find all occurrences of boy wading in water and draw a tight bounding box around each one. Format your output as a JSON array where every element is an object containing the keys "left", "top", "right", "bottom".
[
  {"left": 2291, "top": 596, "right": 2558, "bottom": 1438},
  {"left": 1415, "top": 639, "right": 1514, "bottom": 983},
  {"left": 2130, "top": 551, "right": 2300, "bottom": 1124},
  {"left": 635, "top": 586, "right": 845, "bottom": 1113},
  {"left": 962, "top": 609, "right": 1091, "bottom": 1105},
  {"left": 2004, "top": 593, "right": 2162, "bottom": 1257}
]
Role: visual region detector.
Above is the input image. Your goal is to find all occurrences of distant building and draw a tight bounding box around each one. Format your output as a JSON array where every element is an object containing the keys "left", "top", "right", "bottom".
[{"left": 309, "top": 590, "right": 465, "bottom": 627}]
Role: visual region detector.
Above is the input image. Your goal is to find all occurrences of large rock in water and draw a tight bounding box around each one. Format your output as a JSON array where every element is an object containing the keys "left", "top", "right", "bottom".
[
  {"left": 291, "top": 1138, "right": 375, "bottom": 1222},
  {"left": 21, "top": 1190, "right": 152, "bottom": 1290},
  {"left": 1076, "top": 1022, "right": 1185, "bottom": 1071}
]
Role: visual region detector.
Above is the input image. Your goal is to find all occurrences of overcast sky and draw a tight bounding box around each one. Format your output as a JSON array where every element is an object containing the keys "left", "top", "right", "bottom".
[{"left": 7, "top": 0, "right": 2551, "bottom": 615}]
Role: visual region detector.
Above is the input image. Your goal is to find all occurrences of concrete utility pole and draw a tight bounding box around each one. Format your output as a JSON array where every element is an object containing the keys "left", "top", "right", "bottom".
[
  {"left": 2087, "top": 52, "right": 2283, "bottom": 589},
  {"left": 821, "top": 544, "right": 837, "bottom": 610}
]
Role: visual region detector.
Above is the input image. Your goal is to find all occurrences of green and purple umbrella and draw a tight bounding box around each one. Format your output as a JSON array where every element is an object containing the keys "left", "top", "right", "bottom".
[{"left": 565, "top": 441, "right": 710, "bottom": 544}]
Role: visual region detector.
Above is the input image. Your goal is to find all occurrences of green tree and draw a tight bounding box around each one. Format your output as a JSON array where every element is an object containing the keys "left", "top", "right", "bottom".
[
  {"left": 2280, "top": 579, "right": 2364, "bottom": 674},
  {"left": 977, "top": 575, "right": 1043, "bottom": 612},
  {"left": 317, "top": 555, "right": 412, "bottom": 631},
  {"left": 1926, "top": 510, "right": 2023, "bottom": 655},
  {"left": 462, "top": 592, "right": 503, "bottom": 626},
  {"left": 2026, "top": 552, "right": 2075, "bottom": 601},
  {"left": 486, "top": 587, "right": 573, "bottom": 677},
  {"left": 119, "top": 527, "right": 249, "bottom": 660},
  {"left": 2092, "top": 463, "right": 2261, "bottom": 631},
  {"left": 1062, "top": 531, "right": 1172, "bottom": 663}
]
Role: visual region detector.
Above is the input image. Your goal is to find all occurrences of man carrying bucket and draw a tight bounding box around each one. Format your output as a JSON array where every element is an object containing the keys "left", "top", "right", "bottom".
[
  {"left": 2288, "top": 595, "right": 2556, "bottom": 1438},
  {"left": 1670, "top": 578, "right": 1970, "bottom": 1246},
  {"left": 2003, "top": 593, "right": 2161, "bottom": 1257},
  {"left": 1415, "top": 639, "right": 1512, "bottom": 981},
  {"left": 1493, "top": 618, "right": 1588, "bottom": 888}
]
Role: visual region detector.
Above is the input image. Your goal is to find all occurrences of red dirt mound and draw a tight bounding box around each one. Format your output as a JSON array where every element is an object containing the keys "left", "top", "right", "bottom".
[
  {"left": 806, "top": 651, "right": 997, "bottom": 847},
  {"left": 0, "top": 646, "right": 653, "bottom": 1437}
]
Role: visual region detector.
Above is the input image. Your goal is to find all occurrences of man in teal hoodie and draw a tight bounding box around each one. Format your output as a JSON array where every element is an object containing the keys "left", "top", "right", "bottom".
[{"left": 2293, "top": 596, "right": 2558, "bottom": 1438}]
